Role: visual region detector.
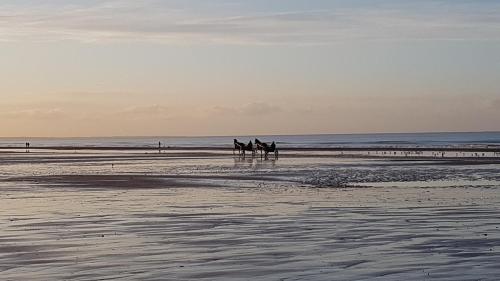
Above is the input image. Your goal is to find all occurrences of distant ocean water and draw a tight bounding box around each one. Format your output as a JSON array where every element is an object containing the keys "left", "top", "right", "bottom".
[{"left": 1, "top": 132, "right": 500, "bottom": 148}]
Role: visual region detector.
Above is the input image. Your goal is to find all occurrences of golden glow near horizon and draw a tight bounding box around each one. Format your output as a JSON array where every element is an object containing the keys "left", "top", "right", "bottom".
[{"left": 1, "top": 1, "right": 500, "bottom": 137}]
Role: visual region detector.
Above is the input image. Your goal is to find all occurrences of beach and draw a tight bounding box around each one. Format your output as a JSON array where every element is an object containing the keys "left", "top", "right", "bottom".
[
  {"left": 1, "top": 144, "right": 500, "bottom": 280},
  {"left": 3, "top": 0, "right": 500, "bottom": 278}
]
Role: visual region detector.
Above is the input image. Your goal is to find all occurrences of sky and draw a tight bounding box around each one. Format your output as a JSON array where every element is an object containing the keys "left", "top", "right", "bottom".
[{"left": 1, "top": 0, "right": 500, "bottom": 137}]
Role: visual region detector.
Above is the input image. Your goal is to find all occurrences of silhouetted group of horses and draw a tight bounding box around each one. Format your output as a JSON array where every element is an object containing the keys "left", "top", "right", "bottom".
[{"left": 233, "top": 139, "right": 279, "bottom": 159}]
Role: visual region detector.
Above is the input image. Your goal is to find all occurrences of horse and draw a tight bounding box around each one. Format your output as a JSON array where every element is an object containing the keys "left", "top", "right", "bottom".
[
  {"left": 254, "top": 138, "right": 278, "bottom": 159},
  {"left": 254, "top": 138, "right": 266, "bottom": 156},
  {"left": 241, "top": 141, "right": 255, "bottom": 157},
  {"left": 233, "top": 139, "right": 245, "bottom": 155}
]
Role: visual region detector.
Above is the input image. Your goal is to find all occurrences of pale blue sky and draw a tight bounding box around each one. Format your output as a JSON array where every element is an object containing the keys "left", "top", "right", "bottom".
[{"left": 1, "top": 1, "right": 499, "bottom": 136}]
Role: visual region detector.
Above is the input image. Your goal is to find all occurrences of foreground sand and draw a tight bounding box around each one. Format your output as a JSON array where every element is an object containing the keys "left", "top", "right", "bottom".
[{"left": 1, "top": 150, "right": 500, "bottom": 280}]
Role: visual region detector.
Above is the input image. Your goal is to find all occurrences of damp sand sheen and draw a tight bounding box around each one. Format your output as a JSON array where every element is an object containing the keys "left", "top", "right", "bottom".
[{"left": 1, "top": 135, "right": 500, "bottom": 280}]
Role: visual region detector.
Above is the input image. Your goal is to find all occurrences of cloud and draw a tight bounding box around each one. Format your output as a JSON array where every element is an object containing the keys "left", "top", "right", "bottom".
[
  {"left": 211, "top": 105, "right": 238, "bottom": 115},
  {"left": 0, "top": 108, "right": 66, "bottom": 120},
  {"left": 210, "top": 102, "right": 281, "bottom": 117},
  {"left": 492, "top": 98, "right": 500, "bottom": 108},
  {"left": 116, "top": 104, "right": 171, "bottom": 120},
  {"left": 1, "top": 0, "right": 499, "bottom": 44},
  {"left": 240, "top": 102, "right": 281, "bottom": 116},
  {"left": 1, "top": 94, "right": 500, "bottom": 137}
]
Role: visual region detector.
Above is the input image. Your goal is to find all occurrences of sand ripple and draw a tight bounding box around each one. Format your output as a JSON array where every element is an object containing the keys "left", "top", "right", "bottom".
[{"left": 1, "top": 186, "right": 500, "bottom": 280}]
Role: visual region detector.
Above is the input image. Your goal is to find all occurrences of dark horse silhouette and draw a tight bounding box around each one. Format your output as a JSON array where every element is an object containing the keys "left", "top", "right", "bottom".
[
  {"left": 254, "top": 138, "right": 279, "bottom": 159},
  {"left": 242, "top": 141, "right": 254, "bottom": 157},
  {"left": 254, "top": 138, "right": 265, "bottom": 155},
  {"left": 234, "top": 139, "right": 255, "bottom": 156},
  {"left": 233, "top": 139, "right": 245, "bottom": 155}
]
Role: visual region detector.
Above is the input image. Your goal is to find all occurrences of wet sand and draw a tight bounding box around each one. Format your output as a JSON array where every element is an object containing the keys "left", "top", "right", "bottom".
[
  {"left": 1, "top": 150, "right": 500, "bottom": 280},
  {"left": 1, "top": 145, "right": 500, "bottom": 153}
]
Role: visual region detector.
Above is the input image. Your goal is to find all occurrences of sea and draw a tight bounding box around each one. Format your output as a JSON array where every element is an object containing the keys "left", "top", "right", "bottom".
[{"left": 1, "top": 131, "right": 500, "bottom": 148}]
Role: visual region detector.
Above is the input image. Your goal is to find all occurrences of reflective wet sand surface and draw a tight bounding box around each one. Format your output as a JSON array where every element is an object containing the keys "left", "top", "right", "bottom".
[{"left": 1, "top": 151, "right": 500, "bottom": 280}]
